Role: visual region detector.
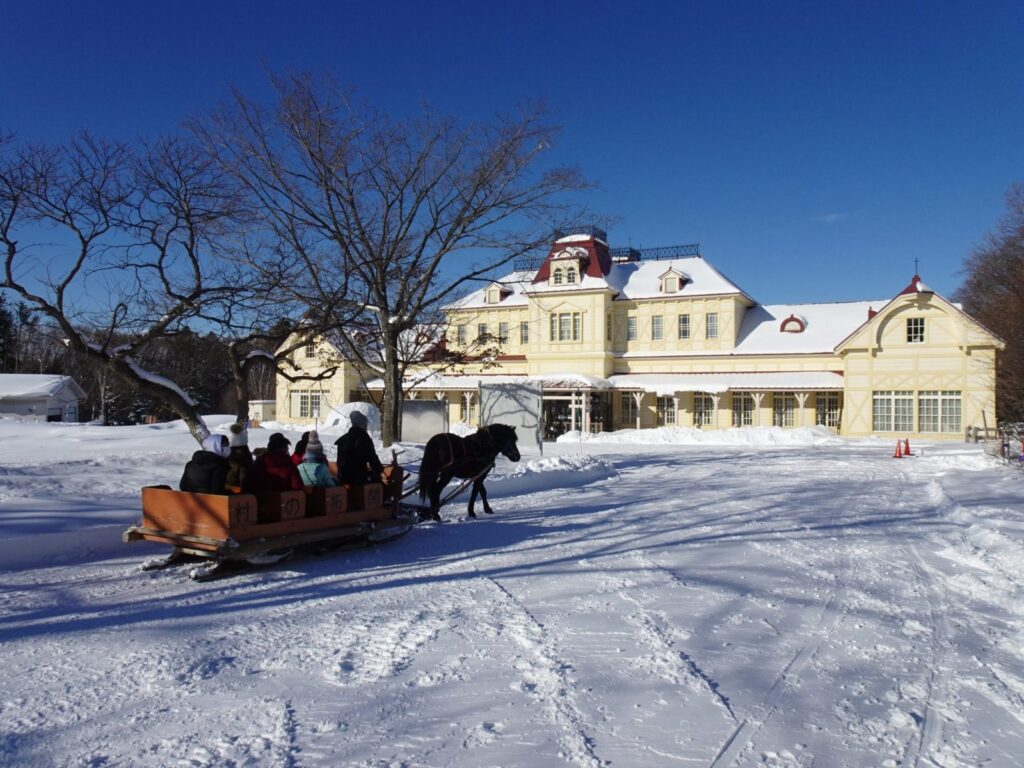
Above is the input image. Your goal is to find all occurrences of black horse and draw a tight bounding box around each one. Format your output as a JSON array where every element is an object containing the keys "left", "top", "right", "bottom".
[{"left": 418, "top": 424, "right": 521, "bottom": 520}]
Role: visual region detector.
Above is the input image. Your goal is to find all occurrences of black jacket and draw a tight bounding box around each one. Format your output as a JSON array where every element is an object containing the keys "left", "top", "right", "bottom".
[
  {"left": 225, "top": 445, "right": 253, "bottom": 488},
  {"left": 334, "top": 427, "right": 384, "bottom": 485},
  {"left": 179, "top": 450, "right": 229, "bottom": 494}
]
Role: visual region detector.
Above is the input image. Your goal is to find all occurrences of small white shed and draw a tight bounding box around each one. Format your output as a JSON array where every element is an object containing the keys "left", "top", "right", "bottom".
[
  {"left": 0, "top": 374, "right": 86, "bottom": 422},
  {"left": 248, "top": 399, "right": 277, "bottom": 425}
]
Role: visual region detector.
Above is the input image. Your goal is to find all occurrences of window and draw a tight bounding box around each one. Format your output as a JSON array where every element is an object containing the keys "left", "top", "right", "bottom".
[
  {"left": 459, "top": 397, "right": 477, "bottom": 423},
  {"left": 872, "top": 390, "right": 914, "bottom": 432},
  {"left": 693, "top": 393, "right": 714, "bottom": 426},
  {"left": 656, "top": 396, "right": 676, "bottom": 426},
  {"left": 486, "top": 288, "right": 499, "bottom": 304},
  {"left": 652, "top": 315, "right": 663, "bottom": 340},
  {"left": 550, "top": 312, "right": 582, "bottom": 342},
  {"left": 477, "top": 323, "right": 488, "bottom": 342},
  {"left": 907, "top": 317, "right": 925, "bottom": 343},
  {"left": 678, "top": 314, "right": 690, "bottom": 340},
  {"left": 815, "top": 392, "right": 841, "bottom": 428},
  {"left": 498, "top": 322, "right": 509, "bottom": 343},
  {"left": 918, "top": 391, "right": 961, "bottom": 433},
  {"left": 621, "top": 393, "right": 638, "bottom": 426},
  {"left": 627, "top": 316, "right": 637, "bottom": 341},
  {"left": 706, "top": 313, "right": 718, "bottom": 339},
  {"left": 732, "top": 392, "right": 754, "bottom": 427},
  {"left": 553, "top": 270, "right": 563, "bottom": 285},
  {"left": 294, "top": 389, "right": 329, "bottom": 419},
  {"left": 663, "top": 275, "right": 679, "bottom": 293},
  {"left": 520, "top": 321, "right": 529, "bottom": 344},
  {"left": 566, "top": 267, "right": 577, "bottom": 284},
  {"left": 304, "top": 340, "right": 316, "bottom": 357},
  {"left": 773, "top": 392, "right": 796, "bottom": 427},
  {"left": 456, "top": 324, "right": 466, "bottom": 346}
]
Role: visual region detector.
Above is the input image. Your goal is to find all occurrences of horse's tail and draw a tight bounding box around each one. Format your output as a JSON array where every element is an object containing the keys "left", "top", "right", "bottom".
[{"left": 418, "top": 436, "right": 442, "bottom": 505}]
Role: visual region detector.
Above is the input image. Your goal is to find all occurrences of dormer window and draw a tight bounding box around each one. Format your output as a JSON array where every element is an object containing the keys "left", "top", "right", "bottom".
[
  {"left": 553, "top": 271, "right": 563, "bottom": 285},
  {"left": 566, "top": 267, "right": 577, "bottom": 284},
  {"left": 484, "top": 283, "right": 511, "bottom": 304},
  {"left": 780, "top": 314, "right": 806, "bottom": 333},
  {"left": 659, "top": 269, "right": 689, "bottom": 294}
]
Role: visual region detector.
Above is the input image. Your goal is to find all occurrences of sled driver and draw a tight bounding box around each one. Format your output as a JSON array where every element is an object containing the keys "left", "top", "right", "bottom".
[{"left": 334, "top": 411, "right": 384, "bottom": 485}]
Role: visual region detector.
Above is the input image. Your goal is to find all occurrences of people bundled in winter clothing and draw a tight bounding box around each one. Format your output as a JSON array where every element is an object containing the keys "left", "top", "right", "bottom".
[
  {"left": 297, "top": 430, "right": 336, "bottom": 487},
  {"left": 225, "top": 422, "right": 253, "bottom": 488},
  {"left": 291, "top": 431, "right": 310, "bottom": 466},
  {"left": 334, "top": 411, "right": 384, "bottom": 485},
  {"left": 244, "top": 432, "right": 304, "bottom": 492},
  {"left": 180, "top": 434, "right": 231, "bottom": 494}
]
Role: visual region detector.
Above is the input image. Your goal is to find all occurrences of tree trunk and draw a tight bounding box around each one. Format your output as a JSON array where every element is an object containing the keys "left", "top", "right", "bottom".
[
  {"left": 380, "top": 337, "right": 403, "bottom": 446},
  {"left": 227, "top": 347, "right": 250, "bottom": 424},
  {"left": 101, "top": 355, "right": 210, "bottom": 444}
]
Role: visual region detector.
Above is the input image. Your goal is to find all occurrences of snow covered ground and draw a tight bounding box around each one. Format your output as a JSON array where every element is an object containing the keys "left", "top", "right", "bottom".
[{"left": 1, "top": 418, "right": 1023, "bottom": 767}]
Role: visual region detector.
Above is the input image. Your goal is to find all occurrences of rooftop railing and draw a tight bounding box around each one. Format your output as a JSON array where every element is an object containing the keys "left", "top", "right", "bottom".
[{"left": 512, "top": 240, "right": 701, "bottom": 273}]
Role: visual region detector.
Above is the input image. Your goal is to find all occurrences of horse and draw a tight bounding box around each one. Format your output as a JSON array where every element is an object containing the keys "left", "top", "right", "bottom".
[{"left": 418, "top": 424, "right": 521, "bottom": 521}]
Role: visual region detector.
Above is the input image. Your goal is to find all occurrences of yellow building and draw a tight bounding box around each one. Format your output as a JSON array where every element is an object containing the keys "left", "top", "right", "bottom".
[{"left": 277, "top": 229, "right": 1003, "bottom": 440}]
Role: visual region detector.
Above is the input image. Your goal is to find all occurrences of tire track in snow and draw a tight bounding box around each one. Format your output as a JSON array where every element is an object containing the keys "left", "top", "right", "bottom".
[
  {"left": 903, "top": 544, "right": 952, "bottom": 768},
  {"left": 328, "top": 608, "right": 447, "bottom": 687},
  {"left": 706, "top": 590, "right": 846, "bottom": 768},
  {"left": 600, "top": 566, "right": 737, "bottom": 722},
  {"left": 482, "top": 575, "right": 605, "bottom": 768},
  {"left": 703, "top": 472, "right": 856, "bottom": 768},
  {"left": 272, "top": 698, "right": 299, "bottom": 768}
]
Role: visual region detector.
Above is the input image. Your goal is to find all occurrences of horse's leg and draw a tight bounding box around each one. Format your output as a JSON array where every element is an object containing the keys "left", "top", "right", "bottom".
[
  {"left": 467, "top": 479, "right": 479, "bottom": 519},
  {"left": 478, "top": 477, "right": 493, "bottom": 515},
  {"left": 427, "top": 472, "right": 444, "bottom": 521},
  {"left": 431, "top": 471, "right": 454, "bottom": 521}
]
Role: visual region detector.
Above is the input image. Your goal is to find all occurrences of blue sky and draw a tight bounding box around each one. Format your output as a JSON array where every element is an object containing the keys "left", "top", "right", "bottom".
[{"left": 3, "top": 1, "right": 1022, "bottom": 304}]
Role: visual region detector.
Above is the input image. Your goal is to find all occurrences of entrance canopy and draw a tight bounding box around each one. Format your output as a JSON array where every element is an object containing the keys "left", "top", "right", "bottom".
[
  {"left": 366, "top": 370, "right": 843, "bottom": 395},
  {"left": 606, "top": 371, "right": 844, "bottom": 396}
]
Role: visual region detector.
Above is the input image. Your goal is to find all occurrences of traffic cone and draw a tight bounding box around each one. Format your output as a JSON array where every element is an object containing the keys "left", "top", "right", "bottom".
[
  {"left": 904, "top": 438, "right": 913, "bottom": 456},
  {"left": 893, "top": 440, "right": 903, "bottom": 458}
]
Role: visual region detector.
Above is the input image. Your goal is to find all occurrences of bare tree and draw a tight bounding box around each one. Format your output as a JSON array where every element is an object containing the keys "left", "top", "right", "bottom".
[
  {"left": 957, "top": 183, "right": 1024, "bottom": 423},
  {"left": 0, "top": 132, "right": 260, "bottom": 443},
  {"left": 195, "top": 74, "right": 588, "bottom": 444}
]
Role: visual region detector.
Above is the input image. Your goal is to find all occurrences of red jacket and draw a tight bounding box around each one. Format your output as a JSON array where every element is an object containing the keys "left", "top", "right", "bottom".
[{"left": 244, "top": 450, "right": 303, "bottom": 492}]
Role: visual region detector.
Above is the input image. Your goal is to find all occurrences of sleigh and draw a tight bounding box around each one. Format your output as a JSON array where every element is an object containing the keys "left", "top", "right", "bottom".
[{"left": 123, "top": 463, "right": 416, "bottom": 580}]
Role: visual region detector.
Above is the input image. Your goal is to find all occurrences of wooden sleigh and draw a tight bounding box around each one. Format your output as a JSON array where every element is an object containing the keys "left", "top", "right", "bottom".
[{"left": 124, "top": 464, "right": 416, "bottom": 580}]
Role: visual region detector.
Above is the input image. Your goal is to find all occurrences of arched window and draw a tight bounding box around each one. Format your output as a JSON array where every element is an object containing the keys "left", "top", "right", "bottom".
[
  {"left": 553, "top": 270, "right": 563, "bottom": 285},
  {"left": 566, "top": 267, "right": 577, "bottom": 284}
]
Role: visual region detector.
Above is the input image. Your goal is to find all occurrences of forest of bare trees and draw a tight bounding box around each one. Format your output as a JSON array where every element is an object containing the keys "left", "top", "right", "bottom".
[{"left": 957, "top": 183, "right": 1024, "bottom": 423}]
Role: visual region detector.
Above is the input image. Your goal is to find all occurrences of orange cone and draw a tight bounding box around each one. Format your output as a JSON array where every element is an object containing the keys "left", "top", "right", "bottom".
[
  {"left": 893, "top": 440, "right": 903, "bottom": 458},
  {"left": 904, "top": 438, "right": 912, "bottom": 456}
]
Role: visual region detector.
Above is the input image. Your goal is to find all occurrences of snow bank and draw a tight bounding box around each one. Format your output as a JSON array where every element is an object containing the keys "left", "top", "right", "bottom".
[
  {"left": 436, "top": 455, "right": 616, "bottom": 502},
  {"left": 557, "top": 424, "right": 843, "bottom": 446},
  {"left": 0, "top": 525, "right": 132, "bottom": 571}
]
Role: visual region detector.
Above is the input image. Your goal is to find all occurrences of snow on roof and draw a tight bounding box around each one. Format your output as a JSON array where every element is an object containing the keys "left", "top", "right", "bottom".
[
  {"left": 0, "top": 374, "right": 84, "bottom": 400},
  {"left": 447, "top": 271, "right": 535, "bottom": 310},
  {"left": 734, "top": 300, "right": 887, "bottom": 354},
  {"left": 451, "top": 256, "right": 752, "bottom": 310},
  {"left": 555, "top": 233, "right": 607, "bottom": 245},
  {"left": 606, "top": 257, "right": 750, "bottom": 300}
]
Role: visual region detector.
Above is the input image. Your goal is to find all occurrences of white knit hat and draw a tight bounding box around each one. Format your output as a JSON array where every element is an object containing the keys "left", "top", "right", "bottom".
[{"left": 229, "top": 422, "right": 248, "bottom": 447}]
